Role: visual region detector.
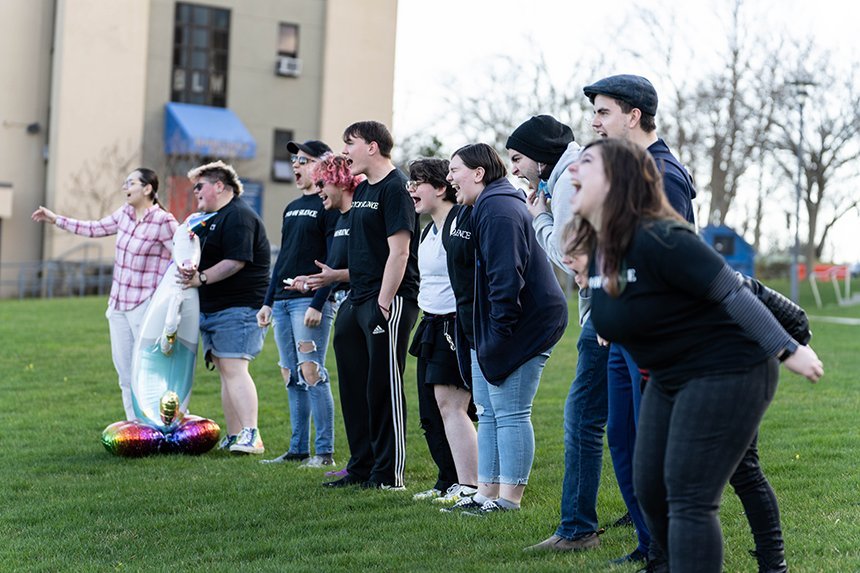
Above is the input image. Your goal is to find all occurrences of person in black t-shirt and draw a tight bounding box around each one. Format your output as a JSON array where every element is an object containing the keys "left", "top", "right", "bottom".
[
  {"left": 257, "top": 140, "right": 340, "bottom": 468},
  {"left": 180, "top": 161, "right": 270, "bottom": 456},
  {"left": 565, "top": 138, "right": 823, "bottom": 573},
  {"left": 292, "top": 155, "right": 362, "bottom": 480},
  {"left": 321, "top": 121, "right": 419, "bottom": 490}
]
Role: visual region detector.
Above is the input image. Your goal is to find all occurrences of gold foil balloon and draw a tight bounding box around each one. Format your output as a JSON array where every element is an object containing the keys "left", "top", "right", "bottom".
[{"left": 160, "top": 391, "right": 182, "bottom": 427}]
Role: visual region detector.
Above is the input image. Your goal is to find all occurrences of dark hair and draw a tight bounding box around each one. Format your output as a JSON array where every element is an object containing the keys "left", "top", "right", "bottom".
[
  {"left": 451, "top": 143, "right": 507, "bottom": 184},
  {"left": 135, "top": 167, "right": 162, "bottom": 208},
  {"left": 409, "top": 158, "right": 456, "bottom": 203},
  {"left": 565, "top": 138, "right": 683, "bottom": 297},
  {"left": 343, "top": 121, "right": 394, "bottom": 158},
  {"left": 614, "top": 99, "right": 656, "bottom": 133}
]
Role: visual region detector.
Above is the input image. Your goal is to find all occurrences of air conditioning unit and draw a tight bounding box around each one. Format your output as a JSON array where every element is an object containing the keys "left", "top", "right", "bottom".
[{"left": 276, "top": 56, "right": 302, "bottom": 77}]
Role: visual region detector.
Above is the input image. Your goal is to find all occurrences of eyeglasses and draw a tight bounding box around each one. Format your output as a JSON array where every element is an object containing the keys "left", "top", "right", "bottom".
[
  {"left": 123, "top": 178, "right": 140, "bottom": 189},
  {"left": 314, "top": 180, "right": 325, "bottom": 189},
  {"left": 406, "top": 180, "right": 425, "bottom": 191},
  {"left": 193, "top": 181, "right": 211, "bottom": 192},
  {"left": 291, "top": 155, "right": 314, "bottom": 166}
]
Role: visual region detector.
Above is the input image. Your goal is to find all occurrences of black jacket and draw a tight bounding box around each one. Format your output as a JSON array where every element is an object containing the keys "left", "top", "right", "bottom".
[{"left": 471, "top": 178, "right": 568, "bottom": 383}]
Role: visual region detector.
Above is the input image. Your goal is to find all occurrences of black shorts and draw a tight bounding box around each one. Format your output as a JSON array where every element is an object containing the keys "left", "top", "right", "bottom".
[{"left": 409, "top": 313, "right": 468, "bottom": 390}]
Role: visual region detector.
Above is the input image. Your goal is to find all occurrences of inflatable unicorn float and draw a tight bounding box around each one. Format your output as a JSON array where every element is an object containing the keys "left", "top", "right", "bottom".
[{"left": 102, "top": 212, "right": 221, "bottom": 456}]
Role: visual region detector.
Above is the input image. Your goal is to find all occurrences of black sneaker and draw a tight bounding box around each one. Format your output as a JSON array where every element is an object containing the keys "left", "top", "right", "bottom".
[
  {"left": 611, "top": 512, "right": 633, "bottom": 527},
  {"left": 461, "top": 500, "right": 512, "bottom": 517},
  {"left": 322, "top": 474, "right": 364, "bottom": 488},
  {"left": 260, "top": 451, "right": 309, "bottom": 464},
  {"left": 440, "top": 496, "right": 481, "bottom": 513},
  {"left": 361, "top": 480, "right": 406, "bottom": 491},
  {"left": 611, "top": 549, "right": 647, "bottom": 565}
]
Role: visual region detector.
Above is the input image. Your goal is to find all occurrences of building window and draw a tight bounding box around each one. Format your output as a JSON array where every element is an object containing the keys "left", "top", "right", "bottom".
[
  {"left": 172, "top": 2, "right": 230, "bottom": 107},
  {"left": 276, "top": 23, "right": 302, "bottom": 77},
  {"left": 272, "top": 129, "right": 295, "bottom": 183}
]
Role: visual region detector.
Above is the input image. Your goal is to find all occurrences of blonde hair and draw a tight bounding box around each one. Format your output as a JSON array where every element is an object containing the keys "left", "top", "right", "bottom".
[{"left": 187, "top": 160, "right": 244, "bottom": 196}]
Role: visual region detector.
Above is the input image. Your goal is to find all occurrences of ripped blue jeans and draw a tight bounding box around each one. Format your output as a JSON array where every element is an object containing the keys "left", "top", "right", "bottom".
[
  {"left": 471, "top": 348, "right": 550, "bottom": 485},
  {"left": 272, "top": 297, "right": 337, "bottom": 455}
]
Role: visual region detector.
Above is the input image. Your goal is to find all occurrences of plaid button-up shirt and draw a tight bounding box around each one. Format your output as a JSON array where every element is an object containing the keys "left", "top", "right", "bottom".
[{"left": 56, "top": 204, "right": 178, "bottom": 311}]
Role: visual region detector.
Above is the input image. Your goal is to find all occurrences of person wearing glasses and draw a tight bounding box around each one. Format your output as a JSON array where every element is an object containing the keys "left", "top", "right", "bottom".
[
  {"left": 31, "top": 168, "right": 177, "bottom": 421},
  {"left": 180, "top": 160, "right": 271, "bottom": 455},
  {"left": 257, "top": 140, "right": 341, "bottom": 468},
  {"left": 406, "top": 158, "right": 479, "bottom": 505}
]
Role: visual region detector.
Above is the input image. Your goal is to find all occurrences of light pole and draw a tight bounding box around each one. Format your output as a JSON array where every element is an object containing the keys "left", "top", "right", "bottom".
[{"left": 789, "top": 78, "right": 814, "bottom": 304}]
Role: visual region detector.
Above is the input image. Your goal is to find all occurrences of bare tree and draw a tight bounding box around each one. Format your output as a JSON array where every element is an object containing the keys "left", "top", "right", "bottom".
[
  {"left": 62, "top": 141, "right": 139, "bottom": 220},
  {"left": 770, "top": 49, "right": 860, "bottom": 271}
]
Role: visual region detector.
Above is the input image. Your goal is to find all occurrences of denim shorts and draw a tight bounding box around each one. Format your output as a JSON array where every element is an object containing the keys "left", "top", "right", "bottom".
[{"left": 200, "top": 306, "right": 267, "bottom": 361}]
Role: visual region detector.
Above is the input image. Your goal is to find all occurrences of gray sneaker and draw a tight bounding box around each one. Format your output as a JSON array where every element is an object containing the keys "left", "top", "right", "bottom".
[
  {"left": 524, "top": 532, "right": 600, "bottom": 552},
  {"left": 299, "top": 454, "right": 335, "bottom": 468}
]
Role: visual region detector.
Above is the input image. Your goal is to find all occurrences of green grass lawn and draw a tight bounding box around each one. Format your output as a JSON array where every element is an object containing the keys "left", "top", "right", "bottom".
[{"left": 1, "top": 289, "right": 858, "bottom": 572}]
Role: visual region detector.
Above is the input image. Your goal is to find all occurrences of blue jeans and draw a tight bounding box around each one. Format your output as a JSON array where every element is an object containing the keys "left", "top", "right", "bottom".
[
  {"left": 471, "top": 348, "right": 549, "bottom": 485},
  {"left": 556, "top": 317, "right": 609, "bottom": 540},
  {"left": 272, "top": 297, "right": 337, "bottom": 455},
  {"left": 607, "top": 344, "right": 650, "bottom": 553},
  {"left": 634, "top": 359, "right": 779, "bottom": 573}
]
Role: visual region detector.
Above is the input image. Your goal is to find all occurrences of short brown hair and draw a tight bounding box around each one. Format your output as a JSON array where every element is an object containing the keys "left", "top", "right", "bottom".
[{"left": 187, "top": 160, "right": 244, "bottom": 196}]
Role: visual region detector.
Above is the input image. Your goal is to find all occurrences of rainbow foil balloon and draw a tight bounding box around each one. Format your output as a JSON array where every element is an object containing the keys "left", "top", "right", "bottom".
[{"left": 102, "top": 212, "right": 221, "bottom": 456}]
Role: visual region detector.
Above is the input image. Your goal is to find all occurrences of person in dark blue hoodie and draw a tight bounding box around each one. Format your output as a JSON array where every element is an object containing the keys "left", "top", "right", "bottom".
[{"left": 444, "top": 143, "right": 568, "bottom": 516}]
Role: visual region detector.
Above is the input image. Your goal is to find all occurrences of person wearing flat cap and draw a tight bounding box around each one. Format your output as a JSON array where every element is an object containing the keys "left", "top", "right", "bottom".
[
  {"left": 258, "top": 139, "right": 342, "bottom": 468},
  {"left": 584, "top": 74, "right": 695, "bottom": 223},
  {"left": 581, "top": 74, "right": 691, "bottom": 566},
  {"left": 582, "top": 75, "right": 788, "bottom": 573}
]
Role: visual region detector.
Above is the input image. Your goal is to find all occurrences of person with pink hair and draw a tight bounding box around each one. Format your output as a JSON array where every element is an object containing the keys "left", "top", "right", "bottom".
[{"left": 290, "top": 155, "right": 365, "bottom": 479}]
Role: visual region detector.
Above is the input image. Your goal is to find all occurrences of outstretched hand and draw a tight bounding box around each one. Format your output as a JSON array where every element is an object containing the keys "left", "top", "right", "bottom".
[
  {"left": 783, "top": 345, "right": 824, "bottom": 383},
  {"left": 31, "top": 206, "right": 58, "bottom": 224},
  {"left": 305, "top": 260, "right": 337, "bottom": 290}
]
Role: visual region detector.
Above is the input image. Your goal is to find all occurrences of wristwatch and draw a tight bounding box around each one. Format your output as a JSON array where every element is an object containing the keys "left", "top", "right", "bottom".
[
  {"left": 198, "top": 272, "right": 208, "bottom": 285},
  {"left": 777, "top": 339, "right": 799, "bottom": 362}
]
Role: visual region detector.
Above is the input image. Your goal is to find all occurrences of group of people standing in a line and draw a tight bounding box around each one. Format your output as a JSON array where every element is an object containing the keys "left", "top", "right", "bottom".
[{"left": 33, "top": 73, "right": 824, "bottom": 573}]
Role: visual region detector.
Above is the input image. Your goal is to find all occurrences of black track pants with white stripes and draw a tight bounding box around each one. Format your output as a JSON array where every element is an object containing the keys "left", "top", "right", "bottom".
[
  {"left": 345, "top": 296, "right": 418, "bottom": 488},
  {"left": 333, "top": 301, "right": 373, "bottom": 480}
]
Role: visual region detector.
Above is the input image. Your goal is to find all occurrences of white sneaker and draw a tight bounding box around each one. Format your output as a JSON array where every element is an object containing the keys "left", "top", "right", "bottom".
[
  {"left": 433, "top": 484, "right": 478, "bottom": 505},
  {"left": 229, "top": 427, "right": 264, "bottom": 454},
  {"left": 412, "top": 488, "right": 442, "bottom": 501}
]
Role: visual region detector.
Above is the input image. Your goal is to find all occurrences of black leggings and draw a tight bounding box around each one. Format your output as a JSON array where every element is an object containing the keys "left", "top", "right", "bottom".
[{"left": 634, "top": 359, "right": 779, "bottom": 573}]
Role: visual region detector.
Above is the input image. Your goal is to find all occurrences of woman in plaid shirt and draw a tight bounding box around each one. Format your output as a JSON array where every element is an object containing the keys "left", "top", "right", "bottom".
[{"left": 32, "top": 168, "right": 178, "bottom": 420}]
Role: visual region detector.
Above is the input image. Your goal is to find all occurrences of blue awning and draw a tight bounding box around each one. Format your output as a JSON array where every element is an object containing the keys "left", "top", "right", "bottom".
[{"left": 164, "top": 102, "right": 256, "bottom": 159}]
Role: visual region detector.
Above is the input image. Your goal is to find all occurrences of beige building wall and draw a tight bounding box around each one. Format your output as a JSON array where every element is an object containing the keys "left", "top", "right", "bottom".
[
  {"left": 0, "top": 2, "right": 54, "bottom": 294},
  {"left": 143, "top": 0, "right": 330, "bottom": 237},
  {"left": 43, "top": 0, "right": 151, "bottom": 260},
  {"left": 1, "top": 0, "right": 397, "bottom": 297},
  {"left": 320, "top": 0, "right": 398, "bottom": 150}
]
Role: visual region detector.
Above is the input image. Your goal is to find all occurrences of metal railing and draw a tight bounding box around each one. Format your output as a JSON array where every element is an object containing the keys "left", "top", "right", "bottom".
[{"left": 0, "top": 243, "right": 113, "bottom": 300}]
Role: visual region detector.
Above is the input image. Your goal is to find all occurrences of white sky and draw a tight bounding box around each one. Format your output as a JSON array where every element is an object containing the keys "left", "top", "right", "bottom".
[{"left": 393, "top": 0, "right": 860, "bottom": 264}]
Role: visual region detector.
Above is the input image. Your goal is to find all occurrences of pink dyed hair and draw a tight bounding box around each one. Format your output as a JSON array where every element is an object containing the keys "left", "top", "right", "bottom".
[{"left": 312, "top": 155, "right": 364, "bottom": 192}]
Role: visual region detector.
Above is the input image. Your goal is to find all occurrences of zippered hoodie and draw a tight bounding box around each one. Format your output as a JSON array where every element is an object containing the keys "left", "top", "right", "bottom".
[{"left": 472, "top": 178, "right": 569, "bottom": 383}]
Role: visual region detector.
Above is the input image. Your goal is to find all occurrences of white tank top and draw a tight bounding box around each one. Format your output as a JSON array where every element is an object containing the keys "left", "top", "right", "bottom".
[{"left": 417, "top": 222, "right": 456, "bottom": 314}]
